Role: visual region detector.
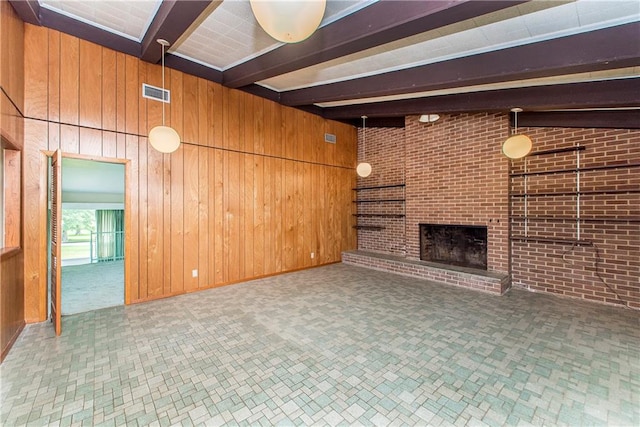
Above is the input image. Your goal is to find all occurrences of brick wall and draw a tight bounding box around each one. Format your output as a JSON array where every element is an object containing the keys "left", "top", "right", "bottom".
[
  {"left": 510, "top": 127, "right": 640, "bottom": 309},
  {"left": 355, "top": 126, "right": 406, "bottom": 255},
  {"left": 354, "top": 115, "right": 639, "bottom": 309},
  {"left": 405, "top": 113, "right": 510, "bottom": 275}
]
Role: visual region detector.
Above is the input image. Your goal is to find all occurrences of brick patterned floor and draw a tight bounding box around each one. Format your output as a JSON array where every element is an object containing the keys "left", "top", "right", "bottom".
[{"left": 1, "top": 263, "right": 638, "bottom": 426}]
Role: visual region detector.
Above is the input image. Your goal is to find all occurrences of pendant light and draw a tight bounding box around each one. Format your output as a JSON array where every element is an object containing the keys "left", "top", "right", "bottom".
[
  {"left": 502, "top": 108, "right": 532, "bottom": 159},
  {"left": 250, "top": 0, "right": 326, "bottom": 43},
  {"left": 356, "top": 115, "right": 372, "bottom": 178},
  {"left": 148, "top": 39, "right": 181, "bottom": 154}
]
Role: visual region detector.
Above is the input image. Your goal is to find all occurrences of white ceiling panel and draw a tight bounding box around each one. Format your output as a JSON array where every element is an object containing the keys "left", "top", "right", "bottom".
[
  {"left": 171, "top": 0, "right": 374, "bottom": 70},
  {"left": 40, "top": 0, "right": 161, "bottom": 41},
  {"left": 258, "top": 0, "right": 640, "bottom": 92}
]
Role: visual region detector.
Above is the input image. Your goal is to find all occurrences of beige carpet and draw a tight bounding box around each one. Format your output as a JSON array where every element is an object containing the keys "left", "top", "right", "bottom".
[{"left": 61, "top": 260, "right": 124, "bottom": 315}]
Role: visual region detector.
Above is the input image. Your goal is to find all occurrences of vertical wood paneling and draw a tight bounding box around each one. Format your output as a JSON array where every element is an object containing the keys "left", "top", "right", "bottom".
[
  {"left": 102, "top": 49, "right": 117, "bottom": 131},
  {"left": 48, "top": 122, "right": 60, "bottom": 151},
  {"left": 138, "top": 63, "right": 148, "bottom": 137},
  {"left": 198, "top": 146, "right": 209, "bottom": 288},
  {"left": 22, "top": 26, "right": 357, "bottom": 318},
  {"left": 162, "top": 153, "right": 171, "bottom": 296},
  {"left": 24, "top": 25, "right": 48, "bottom": 120},
  {"left": 116, "top": 132, "right": 126, "bottom": 158},
  {"left": 211, "top": 81, "right": 223, "bottom": 147},
  {"left": 283, "top": 160, "right": 295, "bottom": 270},
  {"left": 213, "top": 150, "right": 224, "bottom": 284},
  {"left": 295, "top": 162, "right": 304, "bottom": 267},
  {"left": 146, "top": 63, "right": 162, "bottom": 134},
  {"left": 48, "top": 30, "right": 60, "bottom": 122},
  {"left": 60, "top": 124, "right": 79, "bottom": 153},
  {"left": 226, "top": 151, "right": 240, "bottom": 281},
  {"left": 183, "top": 74, "right": 198, "bottom": 144},
  {"left": 263, "top": 156, "right": 275, "bottom": 273},
  {"left": 125, "top": 134, "right": 139, "bottom": 302},
  {"left": 79, "top": 40, "right": 102, "bottom": 128},
  {"left": 274, "top": 157, "right": 284, "bottom": 272},
  {"left": 138, "top": 139, "right": 149, "bottom": 298},
  {"left": 102, "top": 131, "right": 117, "bottom": 158},
  {"left": 243, "top": 155, "right": 254, "bottom": 277},
  {"left": 124, "top": 55, "right": 138, "bottom": 135},
  {"left": 170, "top": 69, "right": 183, "bottom": 139},
  {"left": 170, "top": 147, "right": 185, "bottom": 294},
  {"left": 253, "top": 155, "right": 264, "bottom": 276},
  {"left": 22, "top": 119, "right": 47, "bottom": 321},
  {"left": 146, "top": 146, "right": 164, "bottom": 297},
  {"left": 208, "top": 148, "right": 217, "bottom": 285},
  {"left": 198, "top": 79, "right": 209, "bottom": 147},
  {"left": 79, "top": 127, "right": 102, "bottom": 156},
  {"left": 303, "top": 162, "right": 313, "bottom": 267},
  {"left": 60, "top": 33, "right": 79, "bottom": 125},
  {"left": 183, "top": 144, "right": 199, "bottom": 290},
  {"left": 115, "top": 53, "right": 126, "bottom": 133}
]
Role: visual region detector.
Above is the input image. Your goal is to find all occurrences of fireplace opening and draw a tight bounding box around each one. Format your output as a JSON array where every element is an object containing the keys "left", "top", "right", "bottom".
[{"left": 420, "top": 224, "right": 488, "bottom": 270}]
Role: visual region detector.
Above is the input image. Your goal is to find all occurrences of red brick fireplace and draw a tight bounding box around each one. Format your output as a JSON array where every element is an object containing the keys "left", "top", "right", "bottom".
[
  {"left": 344, "top": 113, "right": 511, "bottom": 294},
  {"left": 344, "top": 113, "right": 639, "bottom": 308}
]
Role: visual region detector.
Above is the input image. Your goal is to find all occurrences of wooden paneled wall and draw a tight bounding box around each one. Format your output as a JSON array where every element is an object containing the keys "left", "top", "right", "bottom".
[
  {"left": 1, "top": 0, "right": 25, "bottom": 361},
  {"left": 22, "top": 24, "right": 357, "bottom": 322}
]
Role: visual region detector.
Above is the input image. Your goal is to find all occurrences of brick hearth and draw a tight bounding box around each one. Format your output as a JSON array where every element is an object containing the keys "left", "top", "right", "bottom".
[{"left": 342, "top": 250, "right": 510, "bottom": 295}]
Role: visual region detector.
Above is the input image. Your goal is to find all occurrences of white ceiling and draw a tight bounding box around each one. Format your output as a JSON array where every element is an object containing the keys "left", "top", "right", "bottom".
[
  {"left": 40, "top": 0, "right": 162, "bottom": 41},
  {"left": 62, "top": 158, "right": 124, "bottom": 197}
]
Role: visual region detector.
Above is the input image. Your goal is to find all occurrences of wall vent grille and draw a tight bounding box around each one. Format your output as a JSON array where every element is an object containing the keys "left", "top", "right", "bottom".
[
  {"left": 324, "top": 133, "right": 337, "bottom": 144},
  {"left": 142, "top": 83, "right": 170, "bottom": 103}
]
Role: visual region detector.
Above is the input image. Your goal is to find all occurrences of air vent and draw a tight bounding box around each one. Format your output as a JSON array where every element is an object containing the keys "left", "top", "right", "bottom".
[
  {"left": 324, "top": 133, "right": 336, "bottom": 144},
  {"left": 142, "top": 83, "right": 170, "bottom": 103}
]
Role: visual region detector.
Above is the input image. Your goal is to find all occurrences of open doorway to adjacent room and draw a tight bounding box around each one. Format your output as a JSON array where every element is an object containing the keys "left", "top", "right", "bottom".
[{"left": 56, "top": 157, "right": 125, "bottom": 315}]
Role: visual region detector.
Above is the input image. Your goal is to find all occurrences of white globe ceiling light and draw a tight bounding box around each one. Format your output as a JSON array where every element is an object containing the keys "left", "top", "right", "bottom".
[
  {"left": 250, "top": 0, "right": 327, "bottom": 43},
  {"left": 502, "top": 108, "right": 532, "bottom": 159},
  {"left": 357, "top": 115, "right": 372, "bottom": 178},
  {"left": 149, "top": 39, "right": 181, "bottom": 154}
]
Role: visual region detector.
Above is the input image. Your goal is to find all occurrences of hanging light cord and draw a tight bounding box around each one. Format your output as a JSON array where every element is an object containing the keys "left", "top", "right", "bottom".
[
  {"left": 362, "top": 115, "right": 367, "bottom": 161},
  {"left": 161, "top": 42, "right": 166, "bottom": 126}
]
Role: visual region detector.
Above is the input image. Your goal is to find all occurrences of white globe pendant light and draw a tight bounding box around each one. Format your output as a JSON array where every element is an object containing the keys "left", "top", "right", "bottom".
[
  {"left": 357, "top": 115, "right": 372, "bottom": 178},
  {"left": 149, "top": 39, "right": 181, "bottom": 154},
  {"left": 502, "top": 108, "right": 532, "bottom": 159},
  {"left": 250, "top": 0, "right": 326, "bottom": 43}
]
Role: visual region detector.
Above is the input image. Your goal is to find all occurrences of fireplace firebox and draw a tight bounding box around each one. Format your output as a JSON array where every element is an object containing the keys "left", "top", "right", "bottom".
[{"left": 420, "top": 224, "right": 488, "bottom": 270}]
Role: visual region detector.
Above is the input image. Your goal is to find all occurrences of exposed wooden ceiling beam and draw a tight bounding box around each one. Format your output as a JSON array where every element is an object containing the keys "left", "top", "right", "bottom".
[
  {"left": 8, "top": 0, "right": 40, "bottom": 25},
  {"left": 321, "top": 78, "right": 640, "bottom": 120},
  {"left": 164, "top": 54, "right": 223, "bottom": 84},
  {"left": 223, "top": 0, "right": 529, "bottom": 89},
  {"left": 140, "top": 0, "right": 215, "bottom": 64},
  {"left": 517, "top": 110, "right": 640, "bottom": 129},
  {"left": 281, "top": 22, "right": 640, "bottom": 107}
]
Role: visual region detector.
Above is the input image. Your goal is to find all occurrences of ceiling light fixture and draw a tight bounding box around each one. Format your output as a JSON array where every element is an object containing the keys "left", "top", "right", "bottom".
[
  {"left": 148, "top": 39, "right": 180, "bottom": 154},
  {"left": 250, "top": 0, "right": 326, "bottom": 43},
  {"left": 356, "top": 115, "right": 372, "bottom": 178},
  {"left": 418, "top": 114, "right": 440, "bottom": 123},
  {"left": 502, "top": 108, "right": 532, "bottom": 159}
]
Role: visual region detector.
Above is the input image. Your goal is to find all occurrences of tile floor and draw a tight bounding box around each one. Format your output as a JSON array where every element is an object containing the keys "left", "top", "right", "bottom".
[
  {"left": 1, "top": 263, "right": 638, "bottom": 426},
  {"left": 62, "top": 260, "right": 124, "bottom": 315}
]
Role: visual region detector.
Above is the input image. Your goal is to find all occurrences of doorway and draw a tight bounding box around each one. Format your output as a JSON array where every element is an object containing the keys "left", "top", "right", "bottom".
[{"left": 49, "top": 156, "right": 126, "bottom": 317}]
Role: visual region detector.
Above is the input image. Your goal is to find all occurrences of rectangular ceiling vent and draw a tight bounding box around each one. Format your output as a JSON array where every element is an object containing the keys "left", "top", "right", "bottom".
[
  {"left": 324, "top": 133, "right": 337, "bottom": 144},
  {"left": 142, "top": 83, "right": 170, "bottom": 103}
]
